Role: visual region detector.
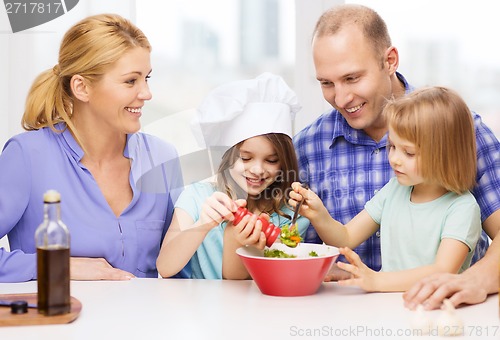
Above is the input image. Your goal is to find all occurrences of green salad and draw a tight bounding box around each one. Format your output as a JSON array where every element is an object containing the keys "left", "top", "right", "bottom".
[
  {"left": 279, "top": 224, "right": 302, "bottom": 248},
  {"left": 264, "top": 249, "right": 297, "bottom": 258},
  {"left": 263, "top": 249, "right": 320, "bottom": 258}
]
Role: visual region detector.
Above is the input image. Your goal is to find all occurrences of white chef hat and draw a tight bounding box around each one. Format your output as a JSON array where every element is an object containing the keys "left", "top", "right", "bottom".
[{"left": 191, "top": 72, "right": 301, "bottom": 150}]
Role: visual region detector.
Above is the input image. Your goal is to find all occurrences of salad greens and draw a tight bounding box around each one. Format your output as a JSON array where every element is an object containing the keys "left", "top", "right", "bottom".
[
  {"left": 264, "top": 249, "right": 297, "bottom": 258},
  {"left": 279, "top": 224, "right": 302, "bottom": 248},
  {"left": 263, "top": 249, "right": 321, "bottom": 258}
]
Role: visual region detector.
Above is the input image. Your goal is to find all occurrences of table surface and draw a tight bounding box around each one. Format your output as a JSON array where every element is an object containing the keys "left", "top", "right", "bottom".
[{"left": 0, "top": 279, "right": 498, "bottom": 339}]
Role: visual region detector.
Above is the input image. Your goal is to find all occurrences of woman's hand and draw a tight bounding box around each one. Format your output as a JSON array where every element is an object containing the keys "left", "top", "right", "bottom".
[
  {"left": 197, "top": 192, "right": 238, "bottom": 231},
  {"left": 70, "top": 257, "right": 134, "bottom": 280},
  {"left": 335, "top": 247, "right": 378, "bottom": 291}
]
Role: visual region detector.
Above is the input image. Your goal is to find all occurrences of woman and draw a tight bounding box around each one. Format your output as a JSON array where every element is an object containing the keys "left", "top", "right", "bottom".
[{"left": 0, "top": 14, "right": 183, "bottom": 282}]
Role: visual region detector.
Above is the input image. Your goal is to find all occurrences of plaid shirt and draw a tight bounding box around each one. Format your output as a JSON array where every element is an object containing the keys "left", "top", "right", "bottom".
[{"left": 293, "top": 73, "right": 500, "bottom": 271}]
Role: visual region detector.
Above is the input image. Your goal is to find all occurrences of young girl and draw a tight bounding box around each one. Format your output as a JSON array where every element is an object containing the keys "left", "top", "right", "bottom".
[
  {"left": 290, "top": 86, "right": 482, "bottom": 292},
  {"left": 157, "top": 73, "right": 308, "bottom": 279}
]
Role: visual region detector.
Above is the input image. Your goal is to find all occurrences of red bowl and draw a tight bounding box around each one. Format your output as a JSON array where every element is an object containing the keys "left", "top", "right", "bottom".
[{"left": 236, "top": 243, "right": 339, "bottom": 297}]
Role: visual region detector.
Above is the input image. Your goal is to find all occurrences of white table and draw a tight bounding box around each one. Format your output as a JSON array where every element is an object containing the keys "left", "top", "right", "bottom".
[{"left": 0, "top": 279, "right": 498, "bottom": 339}]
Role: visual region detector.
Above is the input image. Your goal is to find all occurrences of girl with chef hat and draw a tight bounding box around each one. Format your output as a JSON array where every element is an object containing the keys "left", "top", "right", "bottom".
[{"left": 157, "top": 73, "right": 308, "bottom": 279}]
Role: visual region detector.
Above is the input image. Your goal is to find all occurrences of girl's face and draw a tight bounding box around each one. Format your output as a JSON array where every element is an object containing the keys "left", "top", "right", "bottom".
[
  {"left": 229, "top": 135, "right": 282, "bottom": 197},
  {"left": 86, "top": 47, "right": 152, "bottom": 134},
  {"left": 387, "top": 127, "right": 424, "bottom": 187}
]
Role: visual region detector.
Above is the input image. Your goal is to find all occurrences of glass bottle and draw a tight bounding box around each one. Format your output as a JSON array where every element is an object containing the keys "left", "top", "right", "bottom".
[
  {"left": 232, "top": 207, "right": 280, "bottom": 247},
  {"left": 35, "top": 190, "right": 71, "bottom": 316}
]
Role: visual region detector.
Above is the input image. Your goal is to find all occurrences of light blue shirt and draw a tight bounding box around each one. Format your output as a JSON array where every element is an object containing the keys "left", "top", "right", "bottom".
[
  {"left": 364, "top": 178, "right": 482, "bottom": 273},
  {"left": 0, "top": 124, "right": 184, "bottom": 282},
  {"left": 175, "top": 182, "right": 309, "bottom": 279}
]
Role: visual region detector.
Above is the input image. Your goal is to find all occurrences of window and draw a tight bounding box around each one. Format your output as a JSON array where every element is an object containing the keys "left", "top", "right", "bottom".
[
  {"left": 348, "top": 0, "right": 500, "bottom": 137},
  {"left": 137, "top": 0, "right": 296, "bottom": 155}
]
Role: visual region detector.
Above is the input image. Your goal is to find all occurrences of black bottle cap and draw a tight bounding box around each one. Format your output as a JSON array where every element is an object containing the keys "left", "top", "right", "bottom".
[{"left": 10, "top": 300, "right": 28, "bottom": 314}]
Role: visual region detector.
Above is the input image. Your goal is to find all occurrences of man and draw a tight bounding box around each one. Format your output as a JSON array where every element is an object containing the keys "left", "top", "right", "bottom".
[{"left": 294, "top": 4, "right": 499, "bottom": 276}]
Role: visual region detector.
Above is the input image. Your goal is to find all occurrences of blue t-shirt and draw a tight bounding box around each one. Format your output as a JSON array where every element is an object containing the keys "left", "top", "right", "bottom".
[{"left": 175, "top": 182, "right": 309, "bottom": 279}]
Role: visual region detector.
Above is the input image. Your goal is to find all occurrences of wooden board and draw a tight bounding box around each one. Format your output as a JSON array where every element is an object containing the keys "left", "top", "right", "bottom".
[{"left": 0, "top": 293, "right": 81, "bottom": 326}]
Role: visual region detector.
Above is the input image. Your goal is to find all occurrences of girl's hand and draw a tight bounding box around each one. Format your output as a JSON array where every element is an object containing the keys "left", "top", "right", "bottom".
[
  {"left": 288, "top": 182, "right": 330, "bottom": 222},
  {"left": 336, "top": 247, "right": 378, "bottom": 292},
  {"left": 70, "top": 257, "right": 135, "bottom": 280},
  {"left": 197, "top": 192, "right": 237, "bottom": 231},
  {"left": 230, "top": 213, "right": 266, "bottom": 249}
]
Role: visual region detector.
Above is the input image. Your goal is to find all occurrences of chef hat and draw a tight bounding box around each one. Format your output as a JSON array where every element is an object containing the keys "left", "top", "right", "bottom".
[{"left": 192, "top": 72, "right": 301, "bottom": 150}]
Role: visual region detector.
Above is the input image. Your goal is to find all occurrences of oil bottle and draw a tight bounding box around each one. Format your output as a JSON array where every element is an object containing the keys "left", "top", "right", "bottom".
[{"left": 35, "top": 190, "right": 71, "bottom": 316}]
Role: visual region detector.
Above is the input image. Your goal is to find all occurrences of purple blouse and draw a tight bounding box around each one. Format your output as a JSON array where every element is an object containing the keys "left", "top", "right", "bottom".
[{"left": 0, "top": 124, "right": 184, "bottom": 282}]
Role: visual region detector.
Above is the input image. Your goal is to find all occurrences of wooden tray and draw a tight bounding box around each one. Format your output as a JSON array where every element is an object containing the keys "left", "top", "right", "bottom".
[{"left": 0, "top": 293, "right": 82, "bottom": 326}]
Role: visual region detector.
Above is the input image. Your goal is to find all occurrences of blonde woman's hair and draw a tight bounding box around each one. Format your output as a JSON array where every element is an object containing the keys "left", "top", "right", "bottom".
[
  {"left": 22, "top": 13, "right": 151, "bottom": 134},
  {"left": 216, "top": 133, "right": 299, "bottom": 219},
  {"left": 385, "top": 86, "right": 477, "bottom": 194}
]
